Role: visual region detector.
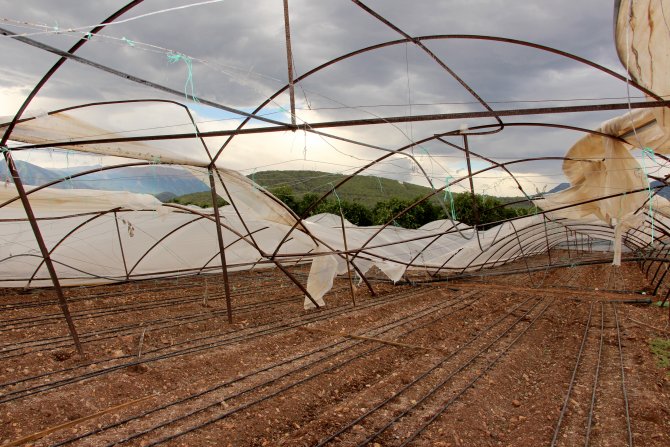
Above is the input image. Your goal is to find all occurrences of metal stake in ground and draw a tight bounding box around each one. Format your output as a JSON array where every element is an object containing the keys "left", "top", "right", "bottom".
[
  {"left": 2, "top": 150, "right": 83, "bottom": 355},
  {"left": 208, "top": 168, "right": 233, "bottom": 324},
  {"left": 339, "top": 207, "right": 356, "bottom": 306}
]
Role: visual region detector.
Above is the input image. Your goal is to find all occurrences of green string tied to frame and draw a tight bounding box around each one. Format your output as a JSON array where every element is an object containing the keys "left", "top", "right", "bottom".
[
  {"left": 376, "top": 176, "right": 385, "bottom": 195},
  {"left": 167, "top": 51, "right": 199, "bottom": 103},
  {"left": 444, "top": 175, "right": 457, "bottom": 220},
  {"left": 121, "top": 37, "right": 135, "bottom": 47},
  {"left": 641, "top": 146, "right": 656, "bottom": 243},
  {"left": 1, "top": 146, "right": 9, "bottom": 185},
  {"left": 329, "top": 181, "right": 342, "bottom": 211}
]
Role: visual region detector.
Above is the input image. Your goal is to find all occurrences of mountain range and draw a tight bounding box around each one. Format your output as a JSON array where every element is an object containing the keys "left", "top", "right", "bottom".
[
  {"left": 0, "top": 160, "right": 209, "bottom": 197},
  {"left": 4, "top": 160, "right": 668, "bottom": 206}
]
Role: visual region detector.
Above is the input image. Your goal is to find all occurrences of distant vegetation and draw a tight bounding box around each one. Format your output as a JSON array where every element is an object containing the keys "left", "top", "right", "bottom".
[
  {"left": 169, "top": 191, "right": 227, "bottom": 208},
  {"left": 169, "top": 180, "right": 533, "bottom": 229},
  {"left": 269, "top": 186, "right": 532, "bottom": 229},
  {"left": 249, "top": 170, "right": 440, "bottom": 208}
]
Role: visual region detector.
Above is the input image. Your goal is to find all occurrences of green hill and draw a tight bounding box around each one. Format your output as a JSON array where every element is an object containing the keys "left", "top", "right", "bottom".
[
  {"left": 167, "top": 169, "right": 534, "bottom": 211},
  {"left": 248, "top": 170, "right": 442, "bottom": 207},
  {"left": 169, "top": 191, "right": 227, "bottom": 208}
]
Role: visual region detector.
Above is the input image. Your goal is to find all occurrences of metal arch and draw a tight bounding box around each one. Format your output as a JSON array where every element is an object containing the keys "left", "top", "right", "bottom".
[
  {"left": 342, "top": 156, "right": 566, "bottom": 268},
  {"left": 160, "top": 203, "right": 322, "bottom": 309},
  {"left": 350, "top": 0, "right": 503, "bottom": 136},
  {"left": 461, "top": 227, "right": 614, "bottom": 272},
  {"left": 12, "top": 100, "right": 670, "bottom": 151},
  {"left": 461, "top": 220, "right": 553, "bottom": 273},
  {"left": 0, "top": 34, "right": 289, "bottom": 137},
  {"left": 208, "top": 30, "right": 659, "bottom": 165},
  {"left": 0, "top": 0, "right": 149, "bottom": 355},
  {"left": 26, "top": 208, "right": 122, "bottom": 287},
  {"left": 1, "top": 0, "right": 667, "bottom": 315},
  {"left": 469, "top": 221, "right": 560, "bottom": 272},
  {"left": 436, "top": 136, "right": 530, "bottom": 204},
  {"left": 0, "top": 161, "right": 152, "bottom": 210},
  {"left": 0, "top": 1, "right": 145, "bottom": 146},
  {"left": 196, "top": 226, "right": 271, "bottom": 275},
  {"left": 127, "top": 216, "right": 206, "bottom": 277},
  {"left": 200, "top": 28, "right": 666, "bottom": 267},
  {"left": 335, "top": 168, "right": 662, "bottom": 276},
  {"left": 265, "top": 115, "right": 660, "bottom": 269}
]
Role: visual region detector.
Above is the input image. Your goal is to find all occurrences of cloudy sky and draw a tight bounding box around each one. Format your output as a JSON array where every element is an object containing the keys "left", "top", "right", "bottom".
[{"left": 0, "top": 0, "right": 650, "bottom": 196}]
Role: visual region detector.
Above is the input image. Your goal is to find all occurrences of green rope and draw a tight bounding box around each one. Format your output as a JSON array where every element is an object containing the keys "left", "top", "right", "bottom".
[
  {"left": 1, "top": 146, "right": 8, "bottom": 184},
  {"left": 329, "top": 181, "right": 343, "bottom": 214},
  {"left": 376, "top": 176, "right": 385, "bottom": 194},
  {"left": 332, "top": 185, "right": 341, "bottom": 205},
  {"left": 121, "top": 37, "right": 135, "bottom": 47},
  {"left": 444, "top": 176, "right": 457, "bottom": 220},
  {"left": 167, "top": 51, "right": 198, "bottom": 103}
]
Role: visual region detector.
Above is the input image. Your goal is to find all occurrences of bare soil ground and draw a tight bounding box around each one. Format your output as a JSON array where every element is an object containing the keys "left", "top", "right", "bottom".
[{"left": 1, "top": 251, "right": 669, "bottom": 447}]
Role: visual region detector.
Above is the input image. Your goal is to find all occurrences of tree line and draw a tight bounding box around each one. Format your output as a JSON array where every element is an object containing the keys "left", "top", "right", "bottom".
[{"left": 270, "top": 185, "right": 533, "bottom": 229}]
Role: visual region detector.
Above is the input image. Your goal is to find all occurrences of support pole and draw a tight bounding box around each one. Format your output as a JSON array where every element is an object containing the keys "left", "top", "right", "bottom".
[
  {"left": 463, "top": 134, "right": 482, "bottom": 249},
  {"left": 208, "top": 168, "right": 233, "bottom": 324},
  {"left": 339, "top": 209, "right": 356, "bottom": 306},
  {"left": 282, "top": 0, "right": 297, "bottom": 127},
  {"left": 3, "top": 150, "right": 83, "bottom": 354},
  {"left": 113, "top": 211, "right": 130, "bottom": 281},
  {"left": 544, "top": 215, "right": 552, "bottom": 265}
]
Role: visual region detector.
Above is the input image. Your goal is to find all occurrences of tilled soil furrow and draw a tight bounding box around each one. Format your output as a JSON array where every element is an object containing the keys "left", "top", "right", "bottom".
[{"left": 35, "top": 288, "right": 476, "bottom": 443}]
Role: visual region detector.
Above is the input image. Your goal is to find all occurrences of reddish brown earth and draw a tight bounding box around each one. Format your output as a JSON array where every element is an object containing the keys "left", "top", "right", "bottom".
[{"left": 0, "top": 252, "right": 669, "bottom": 447}]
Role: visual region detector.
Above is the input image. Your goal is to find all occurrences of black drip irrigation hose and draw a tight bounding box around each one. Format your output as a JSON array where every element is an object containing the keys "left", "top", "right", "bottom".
[
  {"left": 314, "top": 294, "right": 539, "bottom": 446},
  {"left": 584, "top": 302, "right": 605, "bottom": 446},
  {"left": 550, "top": 301, "right": 633, "bottom": 447},
  {"left": 551, "top": 302, "right": 595, "bottom": 446},
  {"left": 52, "top": 290, "right": 482, "bottom": 447},
  {"left": 0, "top": 286, "right": 330, "bottom": 359},
  {"left": 613, "top": 303, "right": 633, "bottom": 447},
  {"left": 0, "top": 285, "right": 439, "bottom": 405},
  {"left": 0, "top": 273, "right": 300, "bottom": 328},
  {"left": 351, "top": 297, "right": 552, "bottom": 447},
  {"left": 394, "top": 299, "right": 554, "bottom": 447}
]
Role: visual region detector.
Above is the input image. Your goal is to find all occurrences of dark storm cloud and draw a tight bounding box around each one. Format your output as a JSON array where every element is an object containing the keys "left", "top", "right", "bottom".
[
  {"left": 1, "top": 0, "right": 625, "bottom": 107},
  {"left": 0, "top": 0, "right": 636, "bottom": 192}
]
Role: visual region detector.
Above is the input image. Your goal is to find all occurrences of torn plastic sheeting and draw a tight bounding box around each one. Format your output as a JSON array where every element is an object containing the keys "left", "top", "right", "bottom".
[
  {"left": 304, "top": 249, "right": 342, "bottom": 309},
  {"left": 187, "top": 166, "right": 306, "bottom": 232},
  {"left": 2, "top": 112, "right": 209, "bottom": 167},
  {"left": 0, "top": 183, "right": 165, "bottom": 213}
]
